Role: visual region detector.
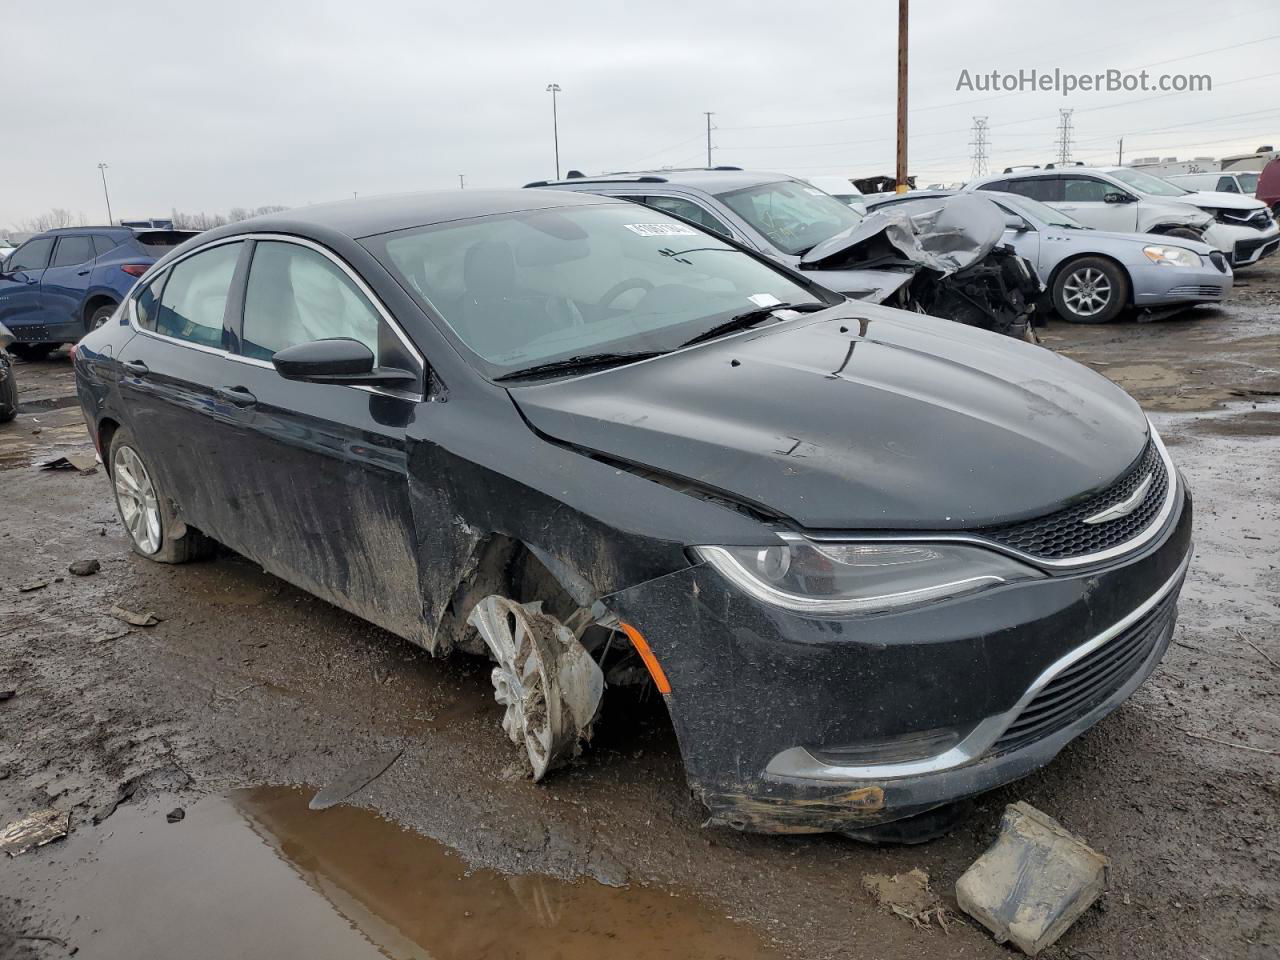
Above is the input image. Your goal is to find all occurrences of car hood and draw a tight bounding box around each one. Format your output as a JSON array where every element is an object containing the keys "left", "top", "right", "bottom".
[
  {"left": 800, "top": 194, "right": 1007, "bottom": 273},
  {"left": 1174, "top": 190, "right": 1267, "bottom": 212},
  {"left": 787, "top": 264, "right": 914, "bottom": 302},
  {"left": 510, "top": 304, "right": 1149, "bottom": 530}
]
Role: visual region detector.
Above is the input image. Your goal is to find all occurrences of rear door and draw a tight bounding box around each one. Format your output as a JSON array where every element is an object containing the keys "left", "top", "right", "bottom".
[
  {"left": 215, "top": 237, "right": 429, "bottom": 643},
  {"left": 116, "top": 239, "right": 249, "bottom": 540},
  {"left": 41, "top": 235, "right": 96, "bottom": 337},
  {"left": 0, "top": 237, "right": 55, "bottom": 335}
]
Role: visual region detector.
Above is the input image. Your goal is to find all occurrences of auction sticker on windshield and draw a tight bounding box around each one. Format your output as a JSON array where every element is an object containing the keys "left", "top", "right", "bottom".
[{"left": 624, "top": 223, "right": 700, "bottom": 237}]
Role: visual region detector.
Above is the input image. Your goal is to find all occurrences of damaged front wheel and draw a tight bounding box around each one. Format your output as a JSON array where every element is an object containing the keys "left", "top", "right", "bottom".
[{"left": 467, "top": 596, "right": 604, "bottom": 780}]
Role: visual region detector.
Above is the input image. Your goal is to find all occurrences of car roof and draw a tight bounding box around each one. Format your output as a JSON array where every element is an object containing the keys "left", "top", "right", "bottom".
[
  {"left": 206, "top": 189, "right": 616, "bottom": 241},
  {"left": 528, "top": 168, "right": 794, "bottom": 194}
]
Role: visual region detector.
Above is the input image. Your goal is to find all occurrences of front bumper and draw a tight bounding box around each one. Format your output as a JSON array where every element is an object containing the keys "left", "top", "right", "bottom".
[
  {"left": 1130, "top": 256, "right": 1232, "bottom": 307},
  {"left": 604, "top": 483, "right": 1192, "bottom": 834},
  {"left": 1202, "top": 220, "right": 1280, "bottom": 266}
]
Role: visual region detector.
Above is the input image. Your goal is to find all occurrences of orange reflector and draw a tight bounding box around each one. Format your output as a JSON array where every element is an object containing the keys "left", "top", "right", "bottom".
[{"left": 619, "top": 621, "right": 671, "bottom": 694}]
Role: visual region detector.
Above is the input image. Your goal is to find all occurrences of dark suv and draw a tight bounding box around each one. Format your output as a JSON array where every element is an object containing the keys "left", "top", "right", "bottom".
[{"left": 0, "top": 226, "right": 198, "bottom": 359}]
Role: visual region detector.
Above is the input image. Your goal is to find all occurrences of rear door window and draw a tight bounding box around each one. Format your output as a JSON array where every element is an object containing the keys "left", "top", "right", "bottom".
[
  {"left": 5, "top": 237, "right": 55, "bottom": 273},
  {"left": 240, "top": 241, "right": 382, "bottom": 363},
  {"left": 1062, "top": 176, "right": 1117, "bottom": 203},
  {"left": 1003, "top": 177, "right": 1062, "bottom": 203},
  {"left": 50, "top": 236, "right": 94, "bottom": 268},
  {"left": 153, "top": 242, "right": 242, "bottom": 348}
]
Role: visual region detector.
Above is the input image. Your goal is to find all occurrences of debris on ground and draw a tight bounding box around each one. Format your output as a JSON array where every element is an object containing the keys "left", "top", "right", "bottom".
[
  {"left": 0, "top": 690, "right": 14, "bottom": 702},
  {"left": 39, "top": 454, "right": 98, "bottom": 472},
  {"left": 956, "top": 802, "right": 1109, "bottom": 956},
  {"left": 166, "top": 808, "right": 185, "bottom": 823},
  {"left": 68, "top": 559, "right": 100, "bottom": 577},
  {"left": 90, "top": 628, "right": 131, "bottom": 645},
  {"left": 109, "top": 604, "right": 159, "bottom": 627},
  {"left": 862, "top": 868, "right": 955, "bottom": 930},
  {"left": 0, "top": 809, "right": 69, "bottom": 857},
  {"left": 18, "top": 581, "right": 48, "bottom": 593},
  {"left": 309, "top": 749, "right": 404, "bottom": 811},
  {"left": 93, "top": 777, "right": 140, "bottom": 824}
]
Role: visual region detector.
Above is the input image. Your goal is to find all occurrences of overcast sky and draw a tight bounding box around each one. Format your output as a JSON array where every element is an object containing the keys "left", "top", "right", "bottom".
[{"left": 7, "top": 0, "right": 1278, "bottom": 226}]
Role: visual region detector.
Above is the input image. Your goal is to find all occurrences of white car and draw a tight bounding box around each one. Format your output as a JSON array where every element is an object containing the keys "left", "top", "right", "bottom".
[
  {"left": 802, "top": 176, "right": 867, "bottom": 214},
  {"left": 967, "top": 167, "right": 1279, "bottom": 267},
  {"left": 1167, "top": 171, "right": 1260, "bottom": 197}
]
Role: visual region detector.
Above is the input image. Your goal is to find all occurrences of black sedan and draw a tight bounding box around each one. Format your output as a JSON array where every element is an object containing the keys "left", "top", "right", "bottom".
[{"left": 73, "top": 190, "right": 1191, "bottom": 839}]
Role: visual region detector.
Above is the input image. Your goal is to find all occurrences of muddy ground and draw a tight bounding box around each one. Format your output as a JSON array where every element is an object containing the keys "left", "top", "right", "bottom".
[{"left": 1, "top": 262, "right": 1277, "bottom": 960}]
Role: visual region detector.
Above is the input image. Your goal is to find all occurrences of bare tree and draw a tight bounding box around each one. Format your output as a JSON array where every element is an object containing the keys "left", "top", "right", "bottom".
[
  {"left": 169, "top": 204, "right": 289, "bottom": 230},
  {"left": 11, "top": 208, "right": 86, "bottom": 233}
]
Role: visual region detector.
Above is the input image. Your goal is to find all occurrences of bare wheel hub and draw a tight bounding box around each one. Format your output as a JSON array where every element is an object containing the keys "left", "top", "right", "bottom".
[
  {"left": 112, "top": 444, "right": 161, "bottom": 555},
  {"left": 468, "top": 596, "right": 604, "bottom": 780}
]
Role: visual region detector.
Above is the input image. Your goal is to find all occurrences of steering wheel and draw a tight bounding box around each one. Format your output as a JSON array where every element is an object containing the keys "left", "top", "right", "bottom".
[{"left": 597, "top": 278, "right": 654, "bottom": 309}]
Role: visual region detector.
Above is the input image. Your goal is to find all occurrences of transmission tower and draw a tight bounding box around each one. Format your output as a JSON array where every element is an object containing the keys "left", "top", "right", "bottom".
[
  {"left": 969, "top": 117, "right": 990, "bottom": 178},
  {"left": 1056, "top": 109, "right": 1074, "bottom": 165}
]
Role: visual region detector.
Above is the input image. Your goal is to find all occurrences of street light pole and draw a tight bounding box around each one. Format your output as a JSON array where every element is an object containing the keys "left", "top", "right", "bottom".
[
  {"left": 97, "top": 163, "right": 113, "bottom": 224},
  {"left": 546, "top": 83, "right": 562, "bottom": 180},
  {"left": 895, "top": 0, "right": 909, "bottom": 193},
  {"left": 704, "top": 111, "right": 714, "bottom": 167},
  {"left": 459, "top": 174, "right": 466, "bottom": 189}
]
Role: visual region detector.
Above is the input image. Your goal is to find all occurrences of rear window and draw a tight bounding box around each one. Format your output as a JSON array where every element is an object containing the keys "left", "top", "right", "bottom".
[{"left": 135, "top": 231, "right": 200, "bottom": 256}]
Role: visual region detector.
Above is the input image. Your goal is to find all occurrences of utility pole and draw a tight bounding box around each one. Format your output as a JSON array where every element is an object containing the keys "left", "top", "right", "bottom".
[
  {"left": 1056, "top": 109, "right": 1074, "bottom": 166},
  {"left": 895, "top": 0, "right": 909, "bottom": 192},
  {"left": 459, "top": 174, "right": 466, "bottom": 189},
  {"left": 969, "top": 117, "right": 989, "bottom": 179},
  {"left": 704, "top": 111, "right": 715, "bottom": 167},
  {"left": 546, "top": 83, "right": 562, "bottom": 180},
  {"left": 1117, "top": 136, "right": 1124, "bottom": 165},
  {"left": 97, "top": 163, "right": 113, "bottom": 224}
]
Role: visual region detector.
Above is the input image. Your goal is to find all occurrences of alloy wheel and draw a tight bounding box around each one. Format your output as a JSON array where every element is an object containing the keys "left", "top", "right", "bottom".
[
  {"left": 1062, "top": 267, "right": 1112, "bottom": 318},
  {"left": 113, "top": 445, "right": 162, "bottom": 554}
]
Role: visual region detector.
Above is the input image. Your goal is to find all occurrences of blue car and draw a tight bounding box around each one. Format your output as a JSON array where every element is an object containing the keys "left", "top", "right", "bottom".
[{"left": 0, "top": 226, "right": 197, "bottom": 359}]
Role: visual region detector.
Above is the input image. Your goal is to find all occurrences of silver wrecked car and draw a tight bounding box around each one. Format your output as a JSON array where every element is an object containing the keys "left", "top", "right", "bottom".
[{"left": 874, "top": 191, "right": 1232, "bottom": 324}]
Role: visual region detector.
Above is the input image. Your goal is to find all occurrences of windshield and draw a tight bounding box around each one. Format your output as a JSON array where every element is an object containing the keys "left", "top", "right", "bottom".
[
  {"left": 1238, "top": 172, "right": 1260, "bottom": 193},
  {"left": 1106, "top": 168, "right": 1190, "bottom": 197},
  {"left": 367, "top": 202, "right": 826, "bottom": 377},
  {"left": 990, "top": 192, "right": 1085, "bottom": 228},
  {"left": 716, "top": 180, "right": 865, "bottom": 256}
]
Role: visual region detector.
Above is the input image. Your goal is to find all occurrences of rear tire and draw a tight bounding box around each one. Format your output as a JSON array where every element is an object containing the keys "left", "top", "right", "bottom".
[
  {"left": 1052, "top": 257, "right": 1129, "bottom": 324},
  {"left": 87, "top": 302, "right": 118, "bottom": 332},
  {"left": 9, "top": 343, "right": 55, "bottom": 362},
  {"left": 107, "top": 426, "right": 214, "bottom": 563}
]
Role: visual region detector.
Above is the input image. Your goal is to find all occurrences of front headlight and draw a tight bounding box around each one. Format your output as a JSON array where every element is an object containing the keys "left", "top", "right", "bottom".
[
  {"left": 690, "top": 537, "right": 1042, "bottom": 615},
  {"left": 1143, "top": 245, "right": 1201, "bottom": 268}
]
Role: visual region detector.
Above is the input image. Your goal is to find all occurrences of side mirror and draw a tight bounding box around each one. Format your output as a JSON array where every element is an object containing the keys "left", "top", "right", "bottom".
[
  {"left": 1103, "top": 192, "right": 1135, "bottom": 204},
  {"left": 272, "top": 338, "right": 417, "bottom": 388},
  {"left": 1003, "top": 215, "right": 1029, "bottom": 231}
]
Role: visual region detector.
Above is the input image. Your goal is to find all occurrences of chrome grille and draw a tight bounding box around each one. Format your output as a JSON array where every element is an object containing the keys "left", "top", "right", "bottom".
[
  {"left": 980, "top": 440, "right": 1169, "bottom": 561},
  {"left": 991, "top": 588, "right": 1177, "bottom": 755},
  {"left": 1165, "top": 284, "right": 1224, "bottom": 297}
]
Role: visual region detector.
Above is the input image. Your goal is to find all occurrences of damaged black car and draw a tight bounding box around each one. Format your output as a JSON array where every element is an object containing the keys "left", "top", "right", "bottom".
[{"left": 74, "top": 190, "right": 1191, "bottom": 839}]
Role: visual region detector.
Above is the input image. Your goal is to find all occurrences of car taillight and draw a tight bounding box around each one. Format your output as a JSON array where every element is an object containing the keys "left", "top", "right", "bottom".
[{"left": 121, "top": 263, "right": 149, "bottom": 277}]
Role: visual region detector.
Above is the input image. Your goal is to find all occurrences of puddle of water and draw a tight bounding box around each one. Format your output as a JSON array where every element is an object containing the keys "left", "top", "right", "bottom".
[{"left": 19, "top": 787, "right": 783, "bottom": 960}]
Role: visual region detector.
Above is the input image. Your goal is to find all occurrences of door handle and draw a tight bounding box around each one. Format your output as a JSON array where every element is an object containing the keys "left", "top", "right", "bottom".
[
  {"left": 216, "top": 385, "right": 257, "bottom": 408},
  {"left": 77, "top": 269, "right": 91, "bottom": 276},
  {"left": 122, "top": 360, "right": 149, "bottom": 376}
]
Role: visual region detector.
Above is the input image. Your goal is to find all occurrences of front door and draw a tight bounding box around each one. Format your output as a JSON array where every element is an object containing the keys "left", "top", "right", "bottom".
[
  {"left": 0, "top": 237, "right": 55, "bottom": 335},
  {"left": 1053, "top": 176, "right": 1139, "bottom": 233},
  {"left": 41, "top": 235, "right": 96, "bottom": 339},
  {"left": 217, "top": 238, "right": 430, "bottom": 645}
]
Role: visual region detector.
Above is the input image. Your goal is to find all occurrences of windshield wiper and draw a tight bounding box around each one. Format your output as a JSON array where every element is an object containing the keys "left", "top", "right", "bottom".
[
  {"left": 494, "top": 351, "right": 663, "bottom": 382},
  {"left": 678, "top": 302, "right": 828, "bottom": 348}
]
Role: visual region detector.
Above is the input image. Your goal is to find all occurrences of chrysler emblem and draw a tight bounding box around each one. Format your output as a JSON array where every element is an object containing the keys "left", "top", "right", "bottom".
[{"left": 1083, "top": 473, "right": 1153, "bottom": 525}]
